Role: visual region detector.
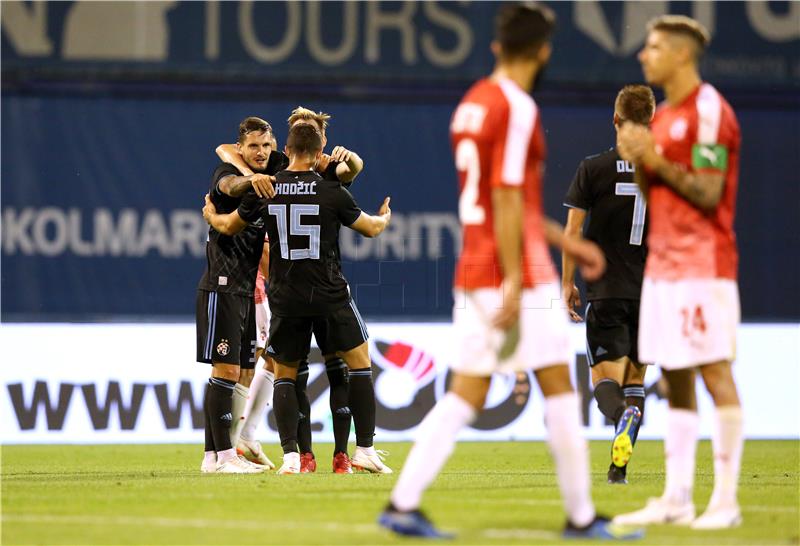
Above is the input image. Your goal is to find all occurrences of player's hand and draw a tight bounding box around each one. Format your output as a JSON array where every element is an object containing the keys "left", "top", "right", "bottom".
[
  {"left": 572, "top": 240, "right": 606, "bottom": 282},
  {"left": 562, "top": 283, "right": 583, "bottom": 322},
  {"left": 378, "top": 197, "right": 391, "bottom": 221},
  {"left": 618, "top": 122, "right": 656, "bottom": 166},
  {"left": 251, "top": 174, "right": 276, "bottom": 198},
  {"left": 492, "top": 279, "right": 521, "bottom": 331},
  {"left": 202, "top": 194, "right": 217, "bottom": 224},
  {"left": 330, "top": 145, "right": 353, "bottom": 164},
  {"left": 316, "top": 153, "right": 331, "bottom": 172}
]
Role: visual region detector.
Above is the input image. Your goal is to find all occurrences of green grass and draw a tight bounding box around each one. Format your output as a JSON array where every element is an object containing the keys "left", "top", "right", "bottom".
[{"left": 2, "top": 441, "right": 798, "bottom": 545}]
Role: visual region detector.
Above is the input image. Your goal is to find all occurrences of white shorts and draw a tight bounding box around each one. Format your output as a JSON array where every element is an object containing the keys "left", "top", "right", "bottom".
[
  {"left": 255, "top": 300, "right": 271, "bottom": 350},
  {"left": 639, "top": 277, "right": 739, "bottom": 369},
  {"left": 451, "top": 284, "right": 571, "bottom": 376}
]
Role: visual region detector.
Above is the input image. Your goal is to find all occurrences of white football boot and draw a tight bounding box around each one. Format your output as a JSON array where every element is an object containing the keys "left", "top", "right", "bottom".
[
  {"left": 200, "top": 454, "right": 217, "bottom": 474},
  {"left": 691, "top": 503, "right": 742, "bottom": 530},
  {"left": 216, "top": 455, "right": 264, "bottom": 474},
  {"left": 237, "top": 439, "right": 276, "bottom": 469},
  {"left": 277, "top": 452, "right": 301, "bottom": 475},
  {"left": 352, "top": 446, "right": 393, "bottom": 474},
  {"left": 613, "top": 497, "right": 695, "bottom": 526}
]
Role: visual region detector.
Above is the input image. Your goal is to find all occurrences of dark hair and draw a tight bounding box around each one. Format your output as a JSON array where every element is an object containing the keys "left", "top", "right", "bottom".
[
  {"left": 494, "top": 2, "right": 556, "bottom": 59},
  {"left": 238, "top": 117, "right": 272, "bottom": 144},
  {"left": 286, "top": 123, "right": 322, "bottom": 156},
  {"left": 615, "top": 85, "right": 656, "bottom": 125},
  {"left": 648, "top": 15, "right": 710, "bottom": 57}
]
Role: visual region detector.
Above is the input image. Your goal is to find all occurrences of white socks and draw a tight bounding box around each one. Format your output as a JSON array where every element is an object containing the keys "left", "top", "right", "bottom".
[
  {"left": 709, "top": 405, "right": 743, "bottom": 508},
  {"left": 663, "top": 408, "right": 700, "bottom": 505},
  {"left": 217, "top": 447, "right": 237, "bottom": 464},
  {"left": 229, "top": 383, "right": 249, "bottom": 446},
  {"left": 240, "top": 366, "right": 275, "bottom": 442},
  {"left": 391, "top": 392, "right": 477, "bottom": 511},
  {"left": 544, "top": 392, "right": 595, "bottom": 528}
]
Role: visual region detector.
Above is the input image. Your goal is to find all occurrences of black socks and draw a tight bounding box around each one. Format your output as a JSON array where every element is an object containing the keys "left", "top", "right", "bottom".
[
  {"left": 348, "top": 367, "right": 376, "bottom": 448},
  {"left": 326, "top": 357, "right": 351, "bottom": 455},
  {"left": 274, "top": 378, "right": 299, "bottom": 454},
  {"left": 206, "top": 377, "right": 235, "bottom": 452}
]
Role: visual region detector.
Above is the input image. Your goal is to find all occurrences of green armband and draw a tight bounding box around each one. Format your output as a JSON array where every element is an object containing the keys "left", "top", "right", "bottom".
[{"left": 692, "top": 144, "right": 728, "bottom": 170}]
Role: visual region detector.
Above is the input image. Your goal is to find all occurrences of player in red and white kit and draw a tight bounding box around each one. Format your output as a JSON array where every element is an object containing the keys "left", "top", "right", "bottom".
[
  {"left": 233, "top": 239, "right": 277, "bottom": 469},
  {"left": 381, "top": 4, "right": 641, "bottom": 541},
  {"left": 614, "top": 16, "right": 743, "bottom": 530}
]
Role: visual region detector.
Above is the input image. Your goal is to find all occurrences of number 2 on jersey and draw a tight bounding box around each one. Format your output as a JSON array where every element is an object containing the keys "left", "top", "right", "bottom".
[
  {"left": 456, "top": 138, "right": 485, "bottom": 225},
  {"left": 615, "top": 183, "right": 646, "bottom": 245},
  {"left": 268, "top": 204, "right": 320, "bottom": 260}
]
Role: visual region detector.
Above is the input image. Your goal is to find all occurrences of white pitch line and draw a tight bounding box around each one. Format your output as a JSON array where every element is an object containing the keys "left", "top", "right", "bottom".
[{"left": 1, "top": 514, "right": 375, "bottom": 534}]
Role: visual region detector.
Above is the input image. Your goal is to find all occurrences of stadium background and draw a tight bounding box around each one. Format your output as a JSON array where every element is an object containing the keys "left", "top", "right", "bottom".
[{"left": 1, "top": 1, "right": 798, "bottom": 444}]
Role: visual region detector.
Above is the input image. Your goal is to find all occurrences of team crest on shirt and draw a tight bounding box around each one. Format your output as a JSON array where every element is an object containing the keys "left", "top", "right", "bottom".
[
  {"left": 670, "top": 118, "right": 688, "bottom": 140},
  {"left": 216, "top": 339, "right": 230, "bottom": 356}
]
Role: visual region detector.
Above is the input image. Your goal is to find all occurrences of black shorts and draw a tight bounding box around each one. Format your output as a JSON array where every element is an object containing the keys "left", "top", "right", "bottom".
[
  {"left": 196, "top": 290, "right": 257, "bottom": 369},
  {"left": 585, "top": 298, "right": 640, "bottom": 366},
  {"left": 268, "top": 301, "right": 368, "bottom": 364}
]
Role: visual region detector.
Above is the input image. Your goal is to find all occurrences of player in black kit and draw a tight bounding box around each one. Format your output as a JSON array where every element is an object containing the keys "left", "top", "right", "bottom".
[
  {"left": 196, "top": 117, "right": 286, "bottom": 474},
  {"left": 562, "top": 85, "right": 656, "bottom": 484},
  {"left": 204, "top": 123, "right": 393, "bottom": 475}
]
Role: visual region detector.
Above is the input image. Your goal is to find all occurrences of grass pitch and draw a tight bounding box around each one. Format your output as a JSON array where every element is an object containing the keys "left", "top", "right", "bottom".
[{"left": 2, "top": 441, "right": 798, "bottom": 545}]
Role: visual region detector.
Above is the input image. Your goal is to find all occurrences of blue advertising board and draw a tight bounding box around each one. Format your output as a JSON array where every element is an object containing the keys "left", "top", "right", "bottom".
[{"left": 2, "top": 92, "right": 798, "bottom": 320}]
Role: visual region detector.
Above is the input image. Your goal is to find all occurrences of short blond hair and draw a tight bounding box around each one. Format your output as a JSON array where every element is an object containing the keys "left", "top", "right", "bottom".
[
  {"left": 648, "top": 15, "right": 710, "bottom": 57},
  {"left": 287, "top": 106, "right": 331, "bottom": 133}
]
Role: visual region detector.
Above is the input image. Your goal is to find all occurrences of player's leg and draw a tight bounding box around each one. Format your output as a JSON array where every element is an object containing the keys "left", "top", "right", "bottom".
[
  {"left": 196, "top": 290, "right": 218, "bottom": 473},
  {"left": 317, "top": 312, "right": 352, "bottom": 471},
  {"left": 615, "top": 279, "right": 698, "bottom": 525},
  {"left": 394, "top": 372, "right": 487, "bottom": 503},
  {"left": 237, "top": 299, "right": 277, "bottom": 466},
  {"left": 230, "top": 302, "right": 257, "bottom": 447},
  {"left": 693, "top": 360, "right": 743, "bottom": 529},
  {"left": 295, "top": 359, "right": 317, "bottom": 472},
  {"left": 320, "top": 302, "right": 388, "bottom": 473},
  {"left": 534, "top": 364, "right": 601, "bottom": 533},
  {"left": 381, "top": 288, "right": 497, "bottom": 538},
  {"left": 197, "top": 290, "right": 261, "bottom": 474},
  {"left": 268, "top": 314, "right": 313, "bottom": 474},
  {"left": 273, "top": 360, "right": 302, "bottom": 474},
  {"left": 237, "top": 352, "right": 276, "bottom": 468},
  {"left": 324, "top": 354, "right": 352, "bottom": 472},
  {"left": 337, "top": 341, "right": 389, "bottom": 473}
]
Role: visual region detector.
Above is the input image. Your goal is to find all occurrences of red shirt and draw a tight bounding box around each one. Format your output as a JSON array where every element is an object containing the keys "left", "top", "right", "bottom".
[
  {"left": 254, "top": 234, "right": 268, "bottom": 304},
  {"left": 450, "top": 76, "right": 556, "bottom": 290},
  {"left": 645, "top": 83, "right": 740, "bottom": 280}
]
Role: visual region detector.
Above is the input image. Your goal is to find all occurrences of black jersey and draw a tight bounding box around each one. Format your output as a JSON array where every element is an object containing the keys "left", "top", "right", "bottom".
[
  {"left": 238, "top": 170, "right": 362, "bottom": 317},
  {"left": 564, "top": 148, "right": 647, "bottom": 301},
  {"left": 197, "top": 152, "right": 289, "bottom": 296}
]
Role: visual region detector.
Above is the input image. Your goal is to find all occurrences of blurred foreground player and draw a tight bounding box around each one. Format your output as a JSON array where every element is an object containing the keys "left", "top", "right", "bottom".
[
  {"left": 614, "top": 16, "right": 743, "bottom": 529},
  {"left": 562, "top": 84, "right": 656, "bottom": 484},
  {"left": 204, "top": 123, "right": 392, "bottom": 475},
  {"left": 380, "top": 4, "right": 641, "bottom": 540}
]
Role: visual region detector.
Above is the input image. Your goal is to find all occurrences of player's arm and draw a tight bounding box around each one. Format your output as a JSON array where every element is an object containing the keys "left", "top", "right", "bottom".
[
  {"left": 348, "top": 197, "right": 391, "bottom": 237},
  {"left": 202, "top": 194, "right": 248, "bottom": 235},
  {"left": 217, "top": 173, "right": 276, "bottom": 199},
  {"left": 258, "top": 240, "right": 269, "bottom": 280},
  {"left": 216, "top": 144, "right": 254, "bottom": 176},
  {"left": 492, "top": 187, "right": 524, "bottom": 330},
  {"left": 545, "top": 218, "right": 606, "bottom": 283},
  {"left": 329, "top": 146, "right": 364, "bottom": 183},
  {"left": 618, "top": 123, "right": 724, "bottom": 213},
  {"left": 561, "top": 207, "right": 587, "bottom": 322}
]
